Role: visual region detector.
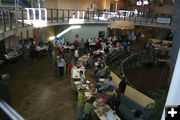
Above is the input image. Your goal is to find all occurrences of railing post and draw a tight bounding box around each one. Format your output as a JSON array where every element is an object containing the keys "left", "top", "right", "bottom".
[
  {"left": 21, "top": 9, "right": 24, "bottom": 27},
  {"left": 129, "top": 12, "right": 131, "bottom": 21},
  {"left": 118, "top": 13, "right": 120, "bottom": 20},
  {"left": 93, "top": 11, "right": 95, "bottom": 21},
  {"left": 62, "top": 9, "right": 64, "bottom": 22},
  {"left": 68, "top": 10, "right": 70, "bottom": 22},
  {"left": 56, "top": 9, "right": 59, "bottom": 22},
  {"left": 51, "top": 9, "right": 53, "bottom": 23},
  {"left": 7, "top": 9, "right": 12, "bottom": 30},
  {"left": 151, "top": 15, "right": 153, "bottom": 24},
  {"left": 87, "top": 8, "right": 89, "bottom": 21},
  {"left": 1, "top": 9, "right": 6, "bottom": 32},
  {"left": 98, "top": 11, "right": 100, "bottom": 21}
]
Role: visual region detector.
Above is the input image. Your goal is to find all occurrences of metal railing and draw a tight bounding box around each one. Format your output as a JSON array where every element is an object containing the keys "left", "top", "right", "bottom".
[
  {"left": 0, "top": 7, "right": 172, "bottom": 34},
  {"left": 0, "top": 99, "right": 25, "bottom": 120}
]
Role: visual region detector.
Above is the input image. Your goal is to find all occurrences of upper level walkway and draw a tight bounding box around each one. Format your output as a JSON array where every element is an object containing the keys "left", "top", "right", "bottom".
[{"left": 0, "top": 7, "right": 172, "bottom": 40}]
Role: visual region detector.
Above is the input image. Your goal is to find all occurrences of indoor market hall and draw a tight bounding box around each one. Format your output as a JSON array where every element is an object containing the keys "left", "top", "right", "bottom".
[{"left": 0, "top": 0, "right": 179, "bottom": 120}]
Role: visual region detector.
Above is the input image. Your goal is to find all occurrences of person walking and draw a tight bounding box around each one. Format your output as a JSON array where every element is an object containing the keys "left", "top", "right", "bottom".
[
  {"left": 64, "top": 49, "right": 72, "bottom": 75},
  {"left": 89, "top": 48, "right": 93, "bottom": 67},
  {"left": 79, "top": 39, "right": 85, "bottom": 55},
  {"left": 58, "top": 56, "right": 65, "bottom": 77},
  {"left": 74, "top": 48, "right": 79, "bottom": 63},
  {"left": 21, "top": 44, "right": 29, "bottom": 61},
  {"left": 48, "top": 41, "right": 53, "bottom": 56}
]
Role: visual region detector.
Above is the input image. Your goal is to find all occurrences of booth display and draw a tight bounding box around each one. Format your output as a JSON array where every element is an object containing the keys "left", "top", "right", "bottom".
[
  {"left": 72, "top": 68, "right": 86, "bottom": 79},
  {"left": 71, "top": 55, "right": 121, "bottom": 120}
]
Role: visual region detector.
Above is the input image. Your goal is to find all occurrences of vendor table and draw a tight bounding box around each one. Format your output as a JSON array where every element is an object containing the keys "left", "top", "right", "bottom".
[{"left": 72, "top": 79, "right": 121, "bottom": 120}]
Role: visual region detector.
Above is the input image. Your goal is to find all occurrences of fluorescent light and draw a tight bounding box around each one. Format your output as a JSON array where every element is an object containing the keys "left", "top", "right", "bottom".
[
  {"left": 71, "top": 25, "right": 81, "bottom": 29},
  {"left": 49, "top": 36, "right": 55, "bottom": 41},
  {"left": 143, "top": 0, "right": 149, "bottom": 5},
  {"left": 69, "top": 19, "right": 84, "bottom": 24},
  {"left": 137, "top": 0, "right": 142, "bottom": 5},
  {"left": 56, "top": 25, "right": 81, "bottom": 37}
]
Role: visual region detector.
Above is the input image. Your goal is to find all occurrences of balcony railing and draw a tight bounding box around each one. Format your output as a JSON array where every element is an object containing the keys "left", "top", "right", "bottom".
[{"left": 0, "top": 7, "right": 172, "bottom": 38}]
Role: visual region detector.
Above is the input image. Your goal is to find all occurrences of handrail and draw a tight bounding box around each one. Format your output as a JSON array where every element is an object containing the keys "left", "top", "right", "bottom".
[
  {"left": 0, "top": 99, "right": 25, "bottom": 120},
  {"left": 120, "top": 53, "right": 138, "bottom": 88},
  {"left": 0, "top": 7, "right": 172, "bottom": 40},
  {"left": 105, "top": 51, "right": 134, "bottom": 87}
]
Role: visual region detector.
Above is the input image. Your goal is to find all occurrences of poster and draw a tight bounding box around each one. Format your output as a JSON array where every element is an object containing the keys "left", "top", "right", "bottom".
[{"left": 54, "top": 37, "right": 64, "bottom": 46}]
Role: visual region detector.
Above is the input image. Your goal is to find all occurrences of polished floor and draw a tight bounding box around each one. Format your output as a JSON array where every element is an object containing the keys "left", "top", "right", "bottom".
[{"left": 0, "top": 56, "right": 78, "bottom": 120}]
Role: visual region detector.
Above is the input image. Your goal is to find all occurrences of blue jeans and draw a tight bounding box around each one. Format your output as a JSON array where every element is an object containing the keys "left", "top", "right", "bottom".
[
  {"left": 96, "top": 83, "right": 106, "bottom": 92},
  {"left": 23, "top": 54, "right": 28, "bottom": 61},
  {"left": 89, "top": 56, "right": 93, "bottom": 67},
  {"left": 79, "top": 48, "right": 83, "bottom": 55}
]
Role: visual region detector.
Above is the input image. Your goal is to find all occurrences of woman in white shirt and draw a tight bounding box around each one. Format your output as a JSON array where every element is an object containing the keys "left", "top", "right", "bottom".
[{"left": 74, "top": 48, "right": 79, "bottom": 63}]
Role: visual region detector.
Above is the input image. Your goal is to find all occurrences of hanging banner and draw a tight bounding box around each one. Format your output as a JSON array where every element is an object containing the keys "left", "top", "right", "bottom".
[
  {"left": 157, "top": 18, "right": 171, "bottom": 24},
  {"left": 108, "top": 20, "right": 135, "bottom": 29}
]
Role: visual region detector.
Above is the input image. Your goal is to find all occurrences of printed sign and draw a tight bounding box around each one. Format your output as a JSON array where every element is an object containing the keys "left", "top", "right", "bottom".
[
  {"left": 157, "top": 18, "right": 171, "bottom": 24},
  {"left": 54, "top": 37, "right": 64, "bottom": 46}
]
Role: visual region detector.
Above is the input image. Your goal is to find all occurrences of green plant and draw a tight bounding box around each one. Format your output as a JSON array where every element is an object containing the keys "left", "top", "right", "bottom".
[{"left": 145, "top": 90, "right": 167, "bottom": 120}]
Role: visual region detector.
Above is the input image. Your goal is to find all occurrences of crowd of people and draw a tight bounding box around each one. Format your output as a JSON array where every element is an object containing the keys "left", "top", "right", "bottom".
[{"left": 67, "top": 35, "right": 138, "bottom": 120}]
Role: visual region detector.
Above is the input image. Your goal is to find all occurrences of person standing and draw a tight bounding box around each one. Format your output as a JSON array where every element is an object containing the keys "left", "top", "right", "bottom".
[
  {"left": 76, "top": 88, "right": 86, "bottom": 120},
  {"left": 79, "top": 39, "right": 85, "bottom": 55},
  {"left": 74, "top": 40, "right": 79, "bottom": 49},
  {"left": 64, "top": 49, "right": 72, "bottom": 75},
  {"left": 58, "top": 56, "right": 65, "bottom": 77},
  {"left": 74, "top": 48, "right": 79, "bottom": 63},
  {"left": 95, "top": 39, "right": 100, "bottom": 50},
  {"left": 30, "top": 42, "right": 36, "bottom": 59},
  {"left": 82, "top": 97, "right": 95, "bottom": 120},
  {"left": 48, "top": 41, "right": 53, "bottom": 56},
  {"left": 85, "top": 40, "right": 89, "bottom": 54},
  {"left": 107, "top": 91, "right": 121, "bottom": 113},
  {"left": 21, "top": 44, "right": 29, "bottom": 61},
  {"left": 89, "top": 48, "right": 93, "bottom": 67}
]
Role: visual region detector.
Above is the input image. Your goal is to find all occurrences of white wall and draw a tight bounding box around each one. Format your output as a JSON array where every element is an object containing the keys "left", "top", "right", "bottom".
[{"left": 56, "top": 24, "right": 109, "bottom": 43}]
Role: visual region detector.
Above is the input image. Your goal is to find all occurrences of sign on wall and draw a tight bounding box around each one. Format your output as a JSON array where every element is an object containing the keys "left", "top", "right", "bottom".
[
  {"left": 157, "top": 18, "right": 171, "bottom": 24},
  {"left": 54, "top": 37, "right": 64, "bottom": 46}
]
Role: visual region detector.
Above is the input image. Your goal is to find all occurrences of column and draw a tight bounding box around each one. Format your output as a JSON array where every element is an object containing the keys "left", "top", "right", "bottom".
[
  {"left": 0, "top": 0, "right": 2, "bottom": 7},
  {"left": 26, "top": 30, "right": 29, "bottom": 39},
  {"left": 171, "top": 0, "right": 180, "bottom": 68},
  {"left": 40, "top": 28, "right": 44, "bottom": 42}
]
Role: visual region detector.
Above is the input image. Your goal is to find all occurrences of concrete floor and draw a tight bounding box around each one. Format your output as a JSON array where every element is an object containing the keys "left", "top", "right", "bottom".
[{"left": 0, "top": 56, "right": 78, "bottom": 120}]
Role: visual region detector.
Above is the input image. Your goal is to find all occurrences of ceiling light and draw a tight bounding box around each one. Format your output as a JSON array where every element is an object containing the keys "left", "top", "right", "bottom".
[
  {"left": 137, "top": 1, "right": 142, "bottom": 6},
  {"left": 143, "top": 0, "right": 149, "bottom": 5},
  {"left": 56, "top": 25, "right": 81, "bottom": 37}
]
